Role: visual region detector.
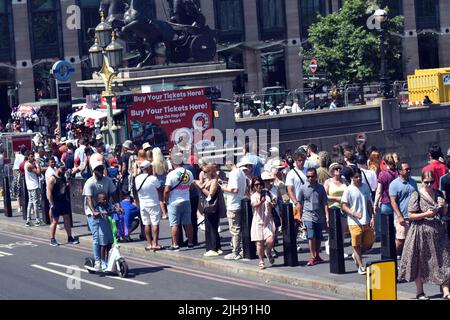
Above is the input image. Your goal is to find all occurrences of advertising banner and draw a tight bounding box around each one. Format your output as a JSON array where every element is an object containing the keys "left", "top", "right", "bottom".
[{"left": 128, "top": 88, "right": 213, "bottom": 152}]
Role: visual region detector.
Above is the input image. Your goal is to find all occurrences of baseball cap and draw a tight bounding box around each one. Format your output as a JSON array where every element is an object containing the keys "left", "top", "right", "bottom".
[
  {"left": 91, "top": 160, "right": 104, "bottom": 171},
  {"left": 142, "top": 142, "right": 152, "bottom": 150},
  {"left": 237, "top": 157, "right": 254, "bottom": 168},
  {"left": 96, "top": 134, "right": 103, "bottom": 140},
  {"left": 108, "top": 157, "right": 118, "bottom": 167},
  {"left": 261, "top": 171, "right": 274, "bottom": 181},
  {"left": 123, "top": 140, "right": 133, "bottom": 150},
  {"left": 140, "top": 160, "right": 151, "bottom": 169}
]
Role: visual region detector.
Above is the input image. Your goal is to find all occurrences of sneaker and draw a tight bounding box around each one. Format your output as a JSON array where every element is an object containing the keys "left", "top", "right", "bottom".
[
  {"left": 268, "top": 255, "right": 275, "bottom": 265},
  {"left": 416, "top": 293, "right": 430, "bottom": 300},
  {"left": 358, "top": 266, "right": 367, "bottom": 275},
  {"left": 217, "top": 226, "right": 222, "bottom": 233},
  {"left": 204, "top": 250, "right": 219, "bottom": 257},
  {"left": 94, "top": 260, "right": 101, "bottom": 272},
  {"left": 57, "top": 224, "right": 64, "bottom": 230},
  {"left": 187, "top": 243, "right": 194, "bottom": 249},
  {"left": 50, "top": 238, "right": 59, "bottom": 247},
  {"left": 25, "top": 221, "right": 32, "bottom": 227},
  {"left": 101, "top": 260, "right": 108, "bottom": 271},
  {"left": 34, "top": 220, "right": 42, "bottom": 227},
  {"left": 217, "top": 249, "right": 223, "bottom": 255},
  {"left": 306, "top": 257, "right": 316, "bottom": 266},
  {"left": 297, "top": 245, "right": 302, "bottom": 253},
  {"left": 343, "top": 253, "right": 350, "bottom": 259},
  {"left": 325, "top": 240, "right": 330, "bottom": 255},
  {"left": 272, "top": 248, "right": 279, "bottom": 258},
  {"left": 234, "top": 253, "right": 242, "bottom": 260},
  {"left": 224, "top": 253, "right": 239, "bottom": 260},
  {"left": 168, "top": 245, "right": 180, "bottom": 252},
  {"left": 68, "top": 236, "right": 80, "bottom": 245}
]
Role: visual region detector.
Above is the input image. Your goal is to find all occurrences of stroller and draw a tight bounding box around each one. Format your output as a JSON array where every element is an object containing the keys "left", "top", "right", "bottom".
[{"left": 84, "top": 213, "right": 129, "bottom": 278}]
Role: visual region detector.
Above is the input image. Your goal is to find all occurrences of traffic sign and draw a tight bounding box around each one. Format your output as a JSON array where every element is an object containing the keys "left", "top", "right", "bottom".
[{"left": 309, "top": 58, "right": 318, "bottom": 73}]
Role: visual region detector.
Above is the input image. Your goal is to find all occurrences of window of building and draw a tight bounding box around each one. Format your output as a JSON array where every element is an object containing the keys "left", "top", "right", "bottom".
[
  {"left": 78, "top": 0, "right": 101, "bottom": 58},
  {"left": 257, "top": 0, "right": 286, "bottom": 40},
  {"left": 0, "top": 0, "right": 14, "bottom": 63},
  {"left": 415, "top": 0, "right": 440, "bottom": 30},
  {"left": 299, "top": 0, "right": 326, "bottom": 40},
  {"left": 214, "top": 0, "right": 245, "bottom": 42},
  {"left": 337, "top": 0, "right": 343, "bottom": 9},
  {"left": 261, "top": 49, "right": 286, "bottom": 87},
  {"left": 33, "top": 61, "right": 56, "bottom": 101},
  {"left": 28, "top": 0, "right": 63, "bottom": 60},
  {"left": 380, "top": 0, "right": 402, "bottom": 17},
  {"left": 418, "top": 34, "right": 439, "bottom": 69}
]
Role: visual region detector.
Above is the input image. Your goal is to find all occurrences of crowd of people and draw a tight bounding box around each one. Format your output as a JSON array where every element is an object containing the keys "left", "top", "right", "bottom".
[{"left": 9, "top": 134, "right": 450, "bottom": 299}]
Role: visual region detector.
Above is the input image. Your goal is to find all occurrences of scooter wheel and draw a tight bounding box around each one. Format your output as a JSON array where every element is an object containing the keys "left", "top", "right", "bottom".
[
  {"left": 117, "top": 258, "right": 128, "bottom": 278},
  {"left": 85, "top": 257, "right": 96, "bottom": 274}
]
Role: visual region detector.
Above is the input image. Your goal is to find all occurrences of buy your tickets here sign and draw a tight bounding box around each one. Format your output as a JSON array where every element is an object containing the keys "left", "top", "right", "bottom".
[{"left": 128, "top": 88, "right": 213, "bottom": 151}]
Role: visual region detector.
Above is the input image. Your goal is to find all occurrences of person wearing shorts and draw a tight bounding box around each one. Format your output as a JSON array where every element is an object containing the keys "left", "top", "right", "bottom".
[
  {"left": 389, "top": 162, "right": 417, "bottom": 257},
  {"left": 47, "top": 162, "right": 79, "bottom": 246},
  {"left": 298, "top": 168, "right": 329, "bottom": 266},
  {"left": 164, "top": 152, "right": 195, "bottom": 251},
  {"left": 341, "top": 169, "right": 375, "bottom": 275},
  {"left": 135, "top": 160, "right": 163, "bottom": 251}
]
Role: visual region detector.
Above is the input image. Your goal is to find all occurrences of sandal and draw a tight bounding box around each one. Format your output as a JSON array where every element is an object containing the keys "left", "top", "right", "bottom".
[
  {"left": 268, "top": 255, "right": 275, "bottom": 265},
  {"left": 152, "top": 245, "right": 164, "bottom": 251},
  {"left": 144, "top": 246, "right": 153, "bottom": 252},
  {"left": 416, "top": 293, "right": 430, "bottom": 300},
  {"left": 259, "top": 261, "right": 265, "bottom": 270},
  {"left": 443, "top": 294, "right": 450, "bottom": 300}
]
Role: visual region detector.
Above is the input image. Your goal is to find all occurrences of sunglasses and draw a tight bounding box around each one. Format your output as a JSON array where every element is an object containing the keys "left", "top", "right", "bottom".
[
  {"left": 423, "top": 180, "right": 434, "bottom": 185},
  {"left": 306, "top": 175, "right": 316, "bottom": 179},
  {"left": 254, "top": 183, "right": 262, "bottom": 186},
  {"left": 402, "top": 168, "right": 411, "bottom": 172}
]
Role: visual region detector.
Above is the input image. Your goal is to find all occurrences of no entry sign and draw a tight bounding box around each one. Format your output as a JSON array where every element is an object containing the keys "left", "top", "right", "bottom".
[{"left": 309, "top": 59, "right": 318, "bottom": 73}]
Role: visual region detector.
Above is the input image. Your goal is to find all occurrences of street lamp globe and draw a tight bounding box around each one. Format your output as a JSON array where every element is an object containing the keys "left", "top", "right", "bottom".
[
  {"left": 105, "top": 32, "right": 124, "bottom": 70},
  {"left": 88, "top": 37, "right": 103, "bottom": 70},
  {"left": 374, "top": 9, "right": 387, "bottom": 23},
  {"left": 95, "top": 11, "right": 113, "bottom": 48}
]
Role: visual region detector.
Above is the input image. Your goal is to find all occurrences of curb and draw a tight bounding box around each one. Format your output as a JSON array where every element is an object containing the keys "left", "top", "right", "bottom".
[{"left": 0, "top": 218, "right": 412, "bottom": 300}]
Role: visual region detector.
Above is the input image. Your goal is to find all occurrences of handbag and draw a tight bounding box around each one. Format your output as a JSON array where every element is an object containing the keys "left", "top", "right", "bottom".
[{"left": 202, "top": 184, "right": 227, "bottom": 218}]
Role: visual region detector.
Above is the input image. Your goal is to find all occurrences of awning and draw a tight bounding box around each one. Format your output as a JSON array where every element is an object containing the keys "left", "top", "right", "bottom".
[
  {"left": 241, "top": 40, "right": 286, "bottom": 52},
  {"left": 72, "top": 108, "right": 124, "bottom": 120}
]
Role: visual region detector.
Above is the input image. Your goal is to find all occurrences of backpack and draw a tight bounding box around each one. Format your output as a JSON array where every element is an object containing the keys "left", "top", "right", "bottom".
[{"left": 64, "top": 152, "right": 75, "bottom": 170}]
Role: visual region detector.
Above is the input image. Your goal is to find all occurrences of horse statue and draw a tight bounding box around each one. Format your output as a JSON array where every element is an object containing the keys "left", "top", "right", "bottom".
[{"left": 96, "top": 0, "right": 217, "bottom": 68}]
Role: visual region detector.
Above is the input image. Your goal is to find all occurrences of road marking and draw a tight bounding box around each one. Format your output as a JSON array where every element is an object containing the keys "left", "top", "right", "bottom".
[
  {"left": 47, "top": 262, "right": 148, "bottom": 285},
  {"left": 0, "top": 251, "right": 13, "bottom": 256},
  {"left": 212, "top": 297, "right": 228, "bottom": 300},
  {"left": 31, "top": 264, "right": 114, "bottom": 290}
]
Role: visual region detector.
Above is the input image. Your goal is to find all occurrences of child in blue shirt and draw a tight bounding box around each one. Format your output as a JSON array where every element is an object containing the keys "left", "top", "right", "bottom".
[{"left": 120, "top": 193, "right": 141, "bottom": 241}]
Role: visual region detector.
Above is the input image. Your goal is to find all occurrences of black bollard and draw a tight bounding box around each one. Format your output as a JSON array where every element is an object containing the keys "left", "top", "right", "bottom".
[
  {"left": 41, "top": 182, "right": 50, "bottom": 225},
  {"left": 21, "top": 175, "right": 28, "bottom": 220},
  {"left": 178, "top": 224, "right": 184, "bottom": 247},
  {"left": 380, "top": 214, "right": 396, "bottom": 260},
  {"left": 328, "top": 207, "right": 345, "bottom": 274},
  {"left": 281, "top": 201, "right": 299, "bottom": 266},
  {"left": 66, "top": 180, "right": 73, "bottom": 228},
  {"left": 3, "top": 175, "right": 12, "bottom": 217},
  {"left": 241, "top": 198, "right": 257, "bottom": 259}
]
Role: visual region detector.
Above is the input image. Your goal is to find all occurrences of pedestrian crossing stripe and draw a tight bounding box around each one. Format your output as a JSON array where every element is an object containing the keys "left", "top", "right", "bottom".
[{"left": 0, "top": 251, "right": 13, "bottom": 256}]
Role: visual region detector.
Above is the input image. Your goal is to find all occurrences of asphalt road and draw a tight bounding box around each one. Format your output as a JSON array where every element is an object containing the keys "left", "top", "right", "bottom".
[{"left": 0, "top": 230, "right": 350, "bottom": 300}]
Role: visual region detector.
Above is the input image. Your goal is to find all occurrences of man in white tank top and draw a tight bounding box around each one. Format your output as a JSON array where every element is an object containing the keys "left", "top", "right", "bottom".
[{"left": 24, "top": 150, "right": 42, "bottom": 227}]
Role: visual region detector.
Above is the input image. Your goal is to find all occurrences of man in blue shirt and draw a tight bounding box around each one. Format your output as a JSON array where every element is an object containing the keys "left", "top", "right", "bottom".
[
  {"left": 389, "top": 162, "right": 418, "bottom": 257},
  {"left": 120, "top": 193, "right": 140, "bottom": 242}
]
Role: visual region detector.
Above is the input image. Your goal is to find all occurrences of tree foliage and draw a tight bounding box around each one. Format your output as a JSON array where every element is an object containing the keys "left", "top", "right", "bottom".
[{"left": 301, "top": 0, "right": 404, "bottom": 86}]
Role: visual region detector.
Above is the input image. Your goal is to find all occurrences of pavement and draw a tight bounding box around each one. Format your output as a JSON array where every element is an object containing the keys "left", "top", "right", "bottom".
[{"left": 0, "top": 199, "right": 441, "bottom": 300}]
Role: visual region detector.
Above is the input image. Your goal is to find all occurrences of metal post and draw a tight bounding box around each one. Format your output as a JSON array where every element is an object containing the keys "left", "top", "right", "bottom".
[
  {"left": 66, "top": 180, "right": 73, "bottom": 228},
  {"left": 41, "top": 181, "right": 50, "bottom": 225},
  {"left": 329, "top": 207, "right": 345, "bottom": 274},
  {"left": 281, "top": 202, "right": 298, "bottom": 266},
  {"left": 3, "top": 175, "right": 12, "bottom": 217},
  {"left": 379, "top": 27, "right": 390, "bottom": 98},
  {"left": 380, "top": 214, "right": 396, "bottom": 260},
  {"left": 241, "top": 198, "right": 257, "bottom": 259}
]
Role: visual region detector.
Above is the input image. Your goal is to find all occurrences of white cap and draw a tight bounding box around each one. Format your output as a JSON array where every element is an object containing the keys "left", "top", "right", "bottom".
[
  {"left": 123, "top": 140, "right": 133, "bottom": 149},
  {"left": 90, "top": 160, "right": 104, "bottom": 171},
  {"left": 142, "top": 142, "right": 152, "bottom": 150},
  {"left": 96, "top": 134, "right": 103, "bottom": 140},
  {"left": 237, "top": 157, "right": 255, "bottom": 168},
  {"left": 140, "top": 160, "right": 151, "bottom": 169},
  {"left": 261, "top": 171, "right": 274, "bottom": 180}
]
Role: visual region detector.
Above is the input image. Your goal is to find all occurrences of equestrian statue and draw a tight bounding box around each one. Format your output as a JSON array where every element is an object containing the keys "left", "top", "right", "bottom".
[{"left": 95, "top": 0, "right": 217, "bottom": 68}]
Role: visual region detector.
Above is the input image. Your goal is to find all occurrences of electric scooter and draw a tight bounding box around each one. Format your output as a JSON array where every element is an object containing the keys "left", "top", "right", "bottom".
[{"left": 84, "top": 215, "right": 129, "bottom": 278}]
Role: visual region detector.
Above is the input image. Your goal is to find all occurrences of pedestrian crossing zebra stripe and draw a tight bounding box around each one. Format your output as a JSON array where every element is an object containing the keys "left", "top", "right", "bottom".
[{"left": 0, "top": 251, "right": 13, "bottom": 256}]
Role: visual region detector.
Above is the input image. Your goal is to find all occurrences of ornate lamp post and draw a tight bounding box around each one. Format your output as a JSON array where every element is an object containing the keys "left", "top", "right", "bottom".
[
  {"left": 374, "top": 8, "right": 391, "bottom": 98},
  {"left": 89, "top": 11, "right": 124, "bottom": 148}
]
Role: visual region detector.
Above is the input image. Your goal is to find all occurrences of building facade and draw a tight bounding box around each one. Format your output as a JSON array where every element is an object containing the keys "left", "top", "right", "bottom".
[{"left": 0, "top": 0, "right": 448, "bottom": 122}]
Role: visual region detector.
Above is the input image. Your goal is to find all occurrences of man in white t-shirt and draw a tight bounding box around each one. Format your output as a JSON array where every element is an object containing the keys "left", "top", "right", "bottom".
[
  {"left": 341, "top": 169, "right": 375, "bottom": 275},
  {"left": 135, "top": 160, "right": 162, "bottom": 251},
  {"left": 25, "top": 150, "right": 42, "bottom": 227},
  {"left": 356, "top": 155, "right": 377, "bottom": 199},
  {"left": 286, "top": 150, "right": 308, "bottom": 251},
  {"left": 45, "top": 158, "right": 57, "bottom": 183},
  {"left": 221, "top": 158, "right": 247, "bottom": 260},
  {"left": 164, "top": 153, "right": 194, "bottom": 251}
]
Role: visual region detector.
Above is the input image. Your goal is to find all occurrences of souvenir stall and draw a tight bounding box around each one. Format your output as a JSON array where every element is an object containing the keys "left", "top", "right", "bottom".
[{"left": 11, "top": 100, "right": 59, "bottom": 136}]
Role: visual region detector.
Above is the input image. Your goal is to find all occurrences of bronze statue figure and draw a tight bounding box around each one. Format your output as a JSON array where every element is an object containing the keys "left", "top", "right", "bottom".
[{"left": 93, "top": 0, "right": 217, "bottom": 68}]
